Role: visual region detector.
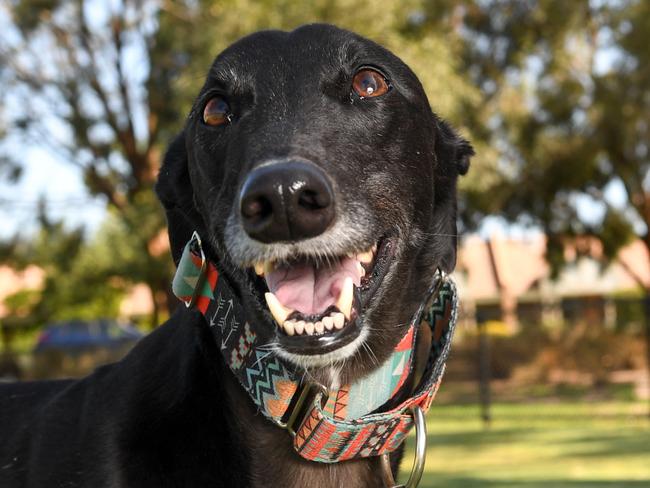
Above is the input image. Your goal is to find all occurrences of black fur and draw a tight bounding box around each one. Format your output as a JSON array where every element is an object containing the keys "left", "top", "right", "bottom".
[{"left": 0, "top": 24, "right": 471, "bottom": 487}]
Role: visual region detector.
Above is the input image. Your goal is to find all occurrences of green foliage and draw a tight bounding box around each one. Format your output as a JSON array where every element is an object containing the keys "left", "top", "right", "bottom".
[
  {"left": 2, "top": 216, "right": 121, "bottom": 327},
  {"left": 1, "top": 192, "right": 176, "bottom": 332},
  {"left": 447, "top": 0, "right": 650, "bottom": 278},
  {"left": 599, "top": 208, "right": 636, "bottom": 262}
]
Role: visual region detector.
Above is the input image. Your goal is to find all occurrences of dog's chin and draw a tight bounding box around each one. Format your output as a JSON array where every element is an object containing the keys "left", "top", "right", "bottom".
[{"left": 229, "top": 233, "right": 399, "bottom": 370}]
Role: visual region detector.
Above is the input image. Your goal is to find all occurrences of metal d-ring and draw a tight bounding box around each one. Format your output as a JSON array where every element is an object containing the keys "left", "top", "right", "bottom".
[{"left": 380, "top": 405, "right": 427, "bottom": 488}]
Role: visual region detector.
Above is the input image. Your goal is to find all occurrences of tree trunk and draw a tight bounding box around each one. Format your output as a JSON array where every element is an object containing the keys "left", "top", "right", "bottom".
[
  {"left": 638, "top": 238, "right": 650, "bottom": 417},
  {"left": 160, "top": 275, "right": 179, "bottom": 316},
  {"left": 643, "top": 288, "right": 650, "bottom": 417},
  {"left": 477, "top": 317, "right": 492, "bottom": 427},
  {"left": 143, "top": 277, "right": 180, "bottom": 330}
]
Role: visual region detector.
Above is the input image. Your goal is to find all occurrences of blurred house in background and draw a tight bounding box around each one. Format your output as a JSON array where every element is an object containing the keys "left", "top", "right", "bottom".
[
  {"left": 119, "top": 283, "right": 155, "bottom": 321},
  {"left": 0, "top": 265, "right": 44, "bottom": 319},
  {"left": 456, "top": 235, "right": 649, "bottom": 333}
]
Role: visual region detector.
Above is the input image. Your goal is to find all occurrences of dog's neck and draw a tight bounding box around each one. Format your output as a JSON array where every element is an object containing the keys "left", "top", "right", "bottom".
[{"left": 223, "top": 370, "right": 385, "bottom": 488}]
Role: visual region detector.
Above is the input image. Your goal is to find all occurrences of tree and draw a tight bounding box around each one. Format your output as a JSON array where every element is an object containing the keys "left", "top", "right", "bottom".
[
  {"left": 433, "top": 0, "right": 647, "bottom": 275},
  {"left": 0, "top": 0, "right": 219, "bottom": 319},
  {"left": 1, "top": 0, "right": 484, "bottom": 326},
  {"left": 436, "top": 0, "right": 649, "bottom": 410}
]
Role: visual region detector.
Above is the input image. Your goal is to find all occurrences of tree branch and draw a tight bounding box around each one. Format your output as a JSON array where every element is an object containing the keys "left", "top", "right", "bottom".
[{"left": 110, "top": 11, "right": 139, "bottom": 164}]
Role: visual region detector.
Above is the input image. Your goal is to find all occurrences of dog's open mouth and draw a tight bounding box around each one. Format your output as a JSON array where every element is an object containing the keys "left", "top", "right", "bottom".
[{"left": 249, "top": 236, "right": 396, "bottom": 356}]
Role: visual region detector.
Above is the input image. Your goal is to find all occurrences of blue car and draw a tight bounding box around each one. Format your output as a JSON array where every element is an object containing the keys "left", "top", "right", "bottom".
[{"left": 35, "top": 319, "right": 143, "bottom": 351}]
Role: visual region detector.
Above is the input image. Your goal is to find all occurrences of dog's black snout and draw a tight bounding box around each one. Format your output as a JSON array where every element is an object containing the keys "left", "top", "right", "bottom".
[{"left": 239, "top": 161, "right": 335, "bottom": 243}]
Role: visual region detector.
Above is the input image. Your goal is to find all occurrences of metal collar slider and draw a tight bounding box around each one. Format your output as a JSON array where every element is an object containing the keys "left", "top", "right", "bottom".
[{"left": 279, "top": 382, "right": 328, "bottom": 437}]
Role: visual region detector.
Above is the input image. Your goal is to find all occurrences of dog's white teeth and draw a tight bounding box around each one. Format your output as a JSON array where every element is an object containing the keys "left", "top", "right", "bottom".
[
  {"left": 283, "top": 319, "right": 329, "bottom": 336},
  {"left": 333, "top": 312, "right": 345, "bottom": 329},
  {"left": 283, "top": 319, "right": 295, "bottom": 336},
  {"left": 305, "top": 321, "right": 315, "bottom": 335},
  {"left": 254, "top": 262, "right": 265, "bottom": 276},
  {"left": 323, "top": 316, "right": 334, "bottom": 330},
  {"left": 356, "top": 261, "right": 365, "bottom": 277},
  {"left": 371, "top": 243, "right": 377, "bottom": 253},
  {"left": 336, "top": 276, "right": 354, "bottom": 320},
  {"left": 294, "top": 320, "right": 305, "bottom": 335},
  {"left": 357, "top": 250, "right": 374, "bottom": 264},
  {"left": 264, "top": 292, "right": 293, "bottom": 326}
]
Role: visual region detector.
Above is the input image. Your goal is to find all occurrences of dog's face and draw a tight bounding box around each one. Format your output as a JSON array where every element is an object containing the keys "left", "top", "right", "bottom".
[{"left": 157, "top": 24, "right": 471, "bottom": 384}]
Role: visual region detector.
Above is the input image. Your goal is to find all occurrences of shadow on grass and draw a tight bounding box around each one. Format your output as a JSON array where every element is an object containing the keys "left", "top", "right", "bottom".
[
  {"left": 419, "top": 475, "right": 650, "bottom": 488},
  {"left": 427, "top": 428, "right": 526, "bottom": 447},
  {"left": 555, "top": 433, "right": 650, "bottom": 458}
]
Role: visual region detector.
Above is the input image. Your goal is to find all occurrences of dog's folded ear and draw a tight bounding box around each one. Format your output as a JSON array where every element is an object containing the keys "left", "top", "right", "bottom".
[
  {"left": 156, "top": 131, "right": 203, "bottom": 265},
  {"left": 431, "top": 116, "right": 474, "bottom": 273},
  {"left": 434, "top": 117, "right": 474, "bottom": 176}
]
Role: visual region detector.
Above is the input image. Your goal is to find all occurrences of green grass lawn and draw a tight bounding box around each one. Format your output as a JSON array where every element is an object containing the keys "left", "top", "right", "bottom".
[{"left": 399, "top": 401, "right": 650, "bottom": 487}]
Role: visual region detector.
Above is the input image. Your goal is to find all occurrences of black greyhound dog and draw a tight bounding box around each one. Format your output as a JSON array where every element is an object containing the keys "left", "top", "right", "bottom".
[{"left": 0, "top": 24, "right": 471, "bottom": 487}]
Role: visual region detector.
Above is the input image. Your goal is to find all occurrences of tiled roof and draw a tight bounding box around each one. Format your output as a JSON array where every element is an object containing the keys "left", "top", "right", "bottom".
[{"left": 455, "top": 235, "right": 650, "bottom": 301}]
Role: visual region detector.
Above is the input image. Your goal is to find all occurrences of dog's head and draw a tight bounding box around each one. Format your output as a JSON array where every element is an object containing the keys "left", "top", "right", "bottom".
[{"left": 156, "top": 24, "right": 472, "bottom": 384}]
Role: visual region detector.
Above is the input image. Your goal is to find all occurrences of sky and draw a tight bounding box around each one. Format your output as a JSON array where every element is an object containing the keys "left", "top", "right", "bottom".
[
  {"left": 0, "top": 0, "right": 144, "bottom": 239},
  {"left": 0, "top": 147, "right": 107, "bottom": 238}
]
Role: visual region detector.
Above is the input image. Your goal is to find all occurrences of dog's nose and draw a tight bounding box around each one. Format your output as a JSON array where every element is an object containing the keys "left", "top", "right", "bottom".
[{"left": 239, "top": 161, "right": 335, "bottom": 243}]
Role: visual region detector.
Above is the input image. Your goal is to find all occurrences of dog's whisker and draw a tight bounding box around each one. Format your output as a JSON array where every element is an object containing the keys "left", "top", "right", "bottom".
[
  {"left": 417, "top": 231, "right": 461, "bottom": 238},
  {"left": 251, "top": 351, "right": 274, "bottom": 368},
  {"left": 361, "top": 341, "right": 380, "bottom": 368}
]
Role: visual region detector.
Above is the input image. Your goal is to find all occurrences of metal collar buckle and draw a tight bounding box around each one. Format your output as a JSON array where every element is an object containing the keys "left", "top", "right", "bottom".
[
  {"left": 184, "top": 231, "right": 207, "bottom": 308},
  {"left": 280, "top": 382, "right": 328, "bottom": 436},
  {"left": 380, "top": 405, "right": 427, "bottom": 488}
]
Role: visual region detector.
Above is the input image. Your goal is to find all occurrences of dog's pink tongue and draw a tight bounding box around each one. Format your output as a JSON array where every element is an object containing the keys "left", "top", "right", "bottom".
[{"left": 265, "top": 258, "right": 361, "bottom": 315}]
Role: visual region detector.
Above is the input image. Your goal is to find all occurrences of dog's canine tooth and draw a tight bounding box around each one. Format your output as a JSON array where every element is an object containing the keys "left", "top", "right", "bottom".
[
  {"left": 336, "top": 277, "right": 354, "bottom": 320},
  {"left": 314, "top": 321, "right": 324, "bottom": 334},
  {"left": 333, "top": 312, "right": 345, "bottom": 329},
  {"left": 356, "top": 261, "right": 365, "bottom": 277},
  {"left": 294, "top": 321, "right": 305, "bottom": 335},
  {"left": 254, "top": 262, "right": 265, "bottom": 276},
  {"left": 264, "top": 292, "right": 293, "bottom": 325},
  {"left": 283, "top": 320, "right": 295, "bottom": 336},
  {"left": 322, "top": 316, "right": 334, "bottom": 330},
  {"left": 304, "top": 322, "right": 315, "bottom": 335},
  {"left": 357, "top": 250, "right": 373, "bottom": 264}
]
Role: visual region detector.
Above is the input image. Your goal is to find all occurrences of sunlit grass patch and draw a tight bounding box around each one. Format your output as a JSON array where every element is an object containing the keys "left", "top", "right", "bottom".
[{"left": 400, "top": 401, "right": 650, "bottom": 488}]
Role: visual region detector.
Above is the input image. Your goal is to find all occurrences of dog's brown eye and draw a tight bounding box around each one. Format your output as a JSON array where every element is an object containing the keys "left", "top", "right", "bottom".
[
  {"left": 352, "top": 69, "right": 389, "bottom": 98},
  {"left": 203, "top": 96, "right": 231, "bottom": 126}
]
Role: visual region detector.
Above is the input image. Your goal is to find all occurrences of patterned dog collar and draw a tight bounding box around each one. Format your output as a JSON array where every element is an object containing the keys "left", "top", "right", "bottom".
[{"left": 172, "top": 232, "right": 458, "bottom": 463}]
